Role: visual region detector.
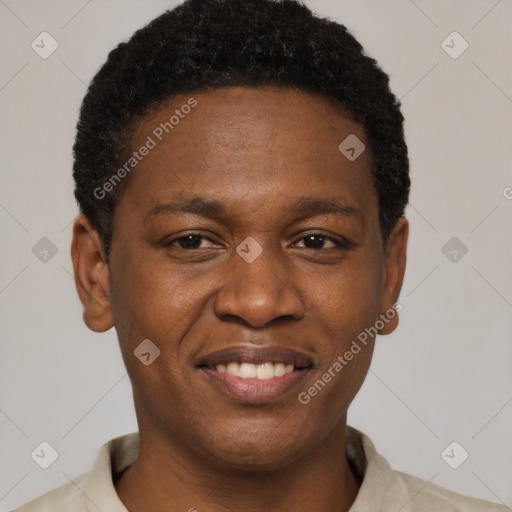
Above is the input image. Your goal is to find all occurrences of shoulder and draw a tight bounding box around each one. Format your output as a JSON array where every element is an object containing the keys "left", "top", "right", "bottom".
[
  {"left": 390, "top": 470, "right": 510, "bottom": 512},
  {"left": 11, "top": 433, "right": 138, "bottom": 512},
  {"left": 347, "top": 426, "right": 509, "bottom": 512},
  {"left": 12, "top": 472, "right": 88, "bottom": 511}
]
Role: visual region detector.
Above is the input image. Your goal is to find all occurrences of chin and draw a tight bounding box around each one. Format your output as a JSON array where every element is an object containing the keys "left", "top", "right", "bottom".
[{"left": 201, "top": 426, "right": 310, "bottom": 472}]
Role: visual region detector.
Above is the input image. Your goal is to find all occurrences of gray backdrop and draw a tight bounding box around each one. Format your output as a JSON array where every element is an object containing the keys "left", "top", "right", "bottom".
[{"left": 1, "top": 0, "right": 511, "bottom": 509}]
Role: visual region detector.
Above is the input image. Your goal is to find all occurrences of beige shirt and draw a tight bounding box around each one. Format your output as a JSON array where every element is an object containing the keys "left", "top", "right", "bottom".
[{"left": 14, "top": 426, "right": 508, "bottom": 511}]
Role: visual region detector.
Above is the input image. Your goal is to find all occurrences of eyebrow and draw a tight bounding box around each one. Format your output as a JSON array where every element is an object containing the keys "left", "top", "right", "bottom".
[{"left": 144, "top": 195, "right": 360, "bottom": 223}]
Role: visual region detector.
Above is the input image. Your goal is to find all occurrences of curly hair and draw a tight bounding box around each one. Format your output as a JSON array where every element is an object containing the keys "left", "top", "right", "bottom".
[{"left": 73, "top": 0, "right": 410, "bottom": 260}]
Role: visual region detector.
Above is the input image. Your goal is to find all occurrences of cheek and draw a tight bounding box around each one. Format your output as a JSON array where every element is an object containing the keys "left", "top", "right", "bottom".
[
  {"left": 109, "top": 249, "right": 196, "bottom": 333},
  {"left": 305, "top": 249, "right": 383, "bottom": 394},
  {"left": 108, "top": 259, "right": 194, "bottom": 404},
  {"left": 314, "top": 250, "right": 383, "bottom": 334},
  {"left": 107, "top": 252, "right": 222, "bottom": 393}
]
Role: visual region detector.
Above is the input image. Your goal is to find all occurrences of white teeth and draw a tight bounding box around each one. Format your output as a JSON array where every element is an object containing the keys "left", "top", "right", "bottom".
[
  {"left": 239, "top": 362, "right": 257, "bottom": 378},
  {"left": 274, "top": 362, "right": 286, "bottom": 377},
  {"left": 226, "top": 362, "right": 240, "bottom": 376},
  {"left": 215, "top": 361, "right": 297, "bottom": 379},
  {"left": 256, "top": 362, "right": 275, "bottom": 380}
]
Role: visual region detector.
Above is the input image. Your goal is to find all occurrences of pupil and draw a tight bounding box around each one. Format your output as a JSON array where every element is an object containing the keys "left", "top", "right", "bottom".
[
  {"left": 179, "top": 235, "right": 201, "bottom": 249},
  {"left": 305, "top": 235, "right": 324, "bottom": 249}
]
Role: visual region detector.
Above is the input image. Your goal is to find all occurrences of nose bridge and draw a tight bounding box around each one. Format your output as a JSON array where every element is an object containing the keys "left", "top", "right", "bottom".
[{"left": 214, "top": 240, "right": 304, "bottom": 327}]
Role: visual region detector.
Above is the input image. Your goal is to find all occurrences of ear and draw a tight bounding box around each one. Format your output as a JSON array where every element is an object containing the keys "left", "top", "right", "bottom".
[
  {"left": 70, "top": 215, "right": 114, "bottom": 332},
  {"left": 378, "top": 217, "right": 408, "bottom": 335}
]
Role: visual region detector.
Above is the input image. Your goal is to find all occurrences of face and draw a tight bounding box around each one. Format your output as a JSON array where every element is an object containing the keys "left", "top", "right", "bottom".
[{"left": 72, "top": 86, "right": 407, "bottom": 470}]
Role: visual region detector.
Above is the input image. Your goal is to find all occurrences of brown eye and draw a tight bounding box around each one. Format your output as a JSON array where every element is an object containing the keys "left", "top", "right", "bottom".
[
  {"left": 176, "top": 234, "right": 203, "bottom": 249},
  {"left": 295, "top": 233, "right": 350, "bottom": 250},
  {"left": 165, "top": 233, "right": 217, "bottom": 250}
]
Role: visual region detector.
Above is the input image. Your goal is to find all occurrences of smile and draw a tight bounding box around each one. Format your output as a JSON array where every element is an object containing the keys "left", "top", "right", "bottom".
[
  {"left": 197, "top": 345, "right": 313, "bottom": 404},
  {"left": 211, "top": 361, "right": 295, "bottom": 379}
]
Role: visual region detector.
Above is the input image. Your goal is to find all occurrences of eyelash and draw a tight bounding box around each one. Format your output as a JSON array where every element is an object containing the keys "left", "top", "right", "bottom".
[{"left": 164, "top": 231, "right": 352, "bottom": 250}]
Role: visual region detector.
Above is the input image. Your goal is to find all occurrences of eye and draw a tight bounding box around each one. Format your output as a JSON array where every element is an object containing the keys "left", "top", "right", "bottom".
[
  {"left": 163, "top": 231, "right": 352, "bottom": 252},
  {"left": 165, "top": 233, "right": 217, "bottom": 250},
  {"left": 294, "top": 232, "right": 350, "bottom": 250}
]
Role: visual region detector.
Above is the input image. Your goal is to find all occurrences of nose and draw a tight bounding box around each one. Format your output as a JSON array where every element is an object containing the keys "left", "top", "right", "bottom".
[{"left": 214, "top": 245, "right": 305, "bottom": 328}]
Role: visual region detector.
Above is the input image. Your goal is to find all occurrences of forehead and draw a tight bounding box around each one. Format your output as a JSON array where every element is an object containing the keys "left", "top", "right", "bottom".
[
  {"left": 121, "top": 86, "right": 376, "bottom": 225},
  {"left": 134, "top": 86, "right": 362, "bottom": 160}
]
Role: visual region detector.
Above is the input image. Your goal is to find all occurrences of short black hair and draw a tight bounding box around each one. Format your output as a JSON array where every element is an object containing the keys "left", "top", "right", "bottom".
[{"left": 73, "top": 0, "right": 410, "bottom": 260}]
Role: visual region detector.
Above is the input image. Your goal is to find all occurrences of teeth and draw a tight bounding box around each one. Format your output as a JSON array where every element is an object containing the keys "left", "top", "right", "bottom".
[
  {"left": 215, "top": 361, "right": 296, "bottom": 379},
  {"left": 239, "top": 363, "right": 257, "bottom": 378},
  {"left": 274, "top": 362, "right": 286, "bottom": 377},
  {"left": 256, "top": 362, "right": 275, "bottom": 380},
  {"left": 226, "top": 362, "right": 240, "bottom": 376}
]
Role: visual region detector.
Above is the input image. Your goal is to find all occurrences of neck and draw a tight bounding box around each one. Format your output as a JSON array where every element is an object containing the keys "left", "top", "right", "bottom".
[{"left": 115, "top": 419, "right": 361, "bottom": 512}]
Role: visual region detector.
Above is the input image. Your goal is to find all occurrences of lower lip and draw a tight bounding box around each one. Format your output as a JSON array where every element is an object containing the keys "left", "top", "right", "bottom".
[{"left": 200, "top": 367, "right": 310, "bottom": 404}]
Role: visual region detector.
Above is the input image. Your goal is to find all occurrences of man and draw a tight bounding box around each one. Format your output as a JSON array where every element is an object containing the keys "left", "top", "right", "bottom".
[{"left": 15, "top": 0, "right": 507, "bottom": 510}]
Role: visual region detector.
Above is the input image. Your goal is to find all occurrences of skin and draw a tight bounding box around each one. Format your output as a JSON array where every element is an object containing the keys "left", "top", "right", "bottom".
[{"left": 71, "top": 86, "right": 408, "bottom": 512}]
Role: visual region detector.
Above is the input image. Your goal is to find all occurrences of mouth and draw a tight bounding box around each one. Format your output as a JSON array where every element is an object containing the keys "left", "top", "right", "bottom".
[
  {"left": 197, "top": 345, "right": 313, "bottom": 404},
  {"left": 210, "top": 361, "right": 297, "bottom": 379}
]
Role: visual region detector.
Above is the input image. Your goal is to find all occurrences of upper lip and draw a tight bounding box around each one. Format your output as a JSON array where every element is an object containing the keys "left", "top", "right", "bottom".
[{"left": 197, "top": 345, "right": 314, "bottom": 369}]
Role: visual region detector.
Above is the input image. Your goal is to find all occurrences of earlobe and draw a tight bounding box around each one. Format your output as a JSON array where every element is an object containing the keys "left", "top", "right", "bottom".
[
  {"left": 70, "top": 215, "right": 114, "bottom": 332},
  {"left": 378, "top": 217, "right": 408, "bottom": 335}
]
